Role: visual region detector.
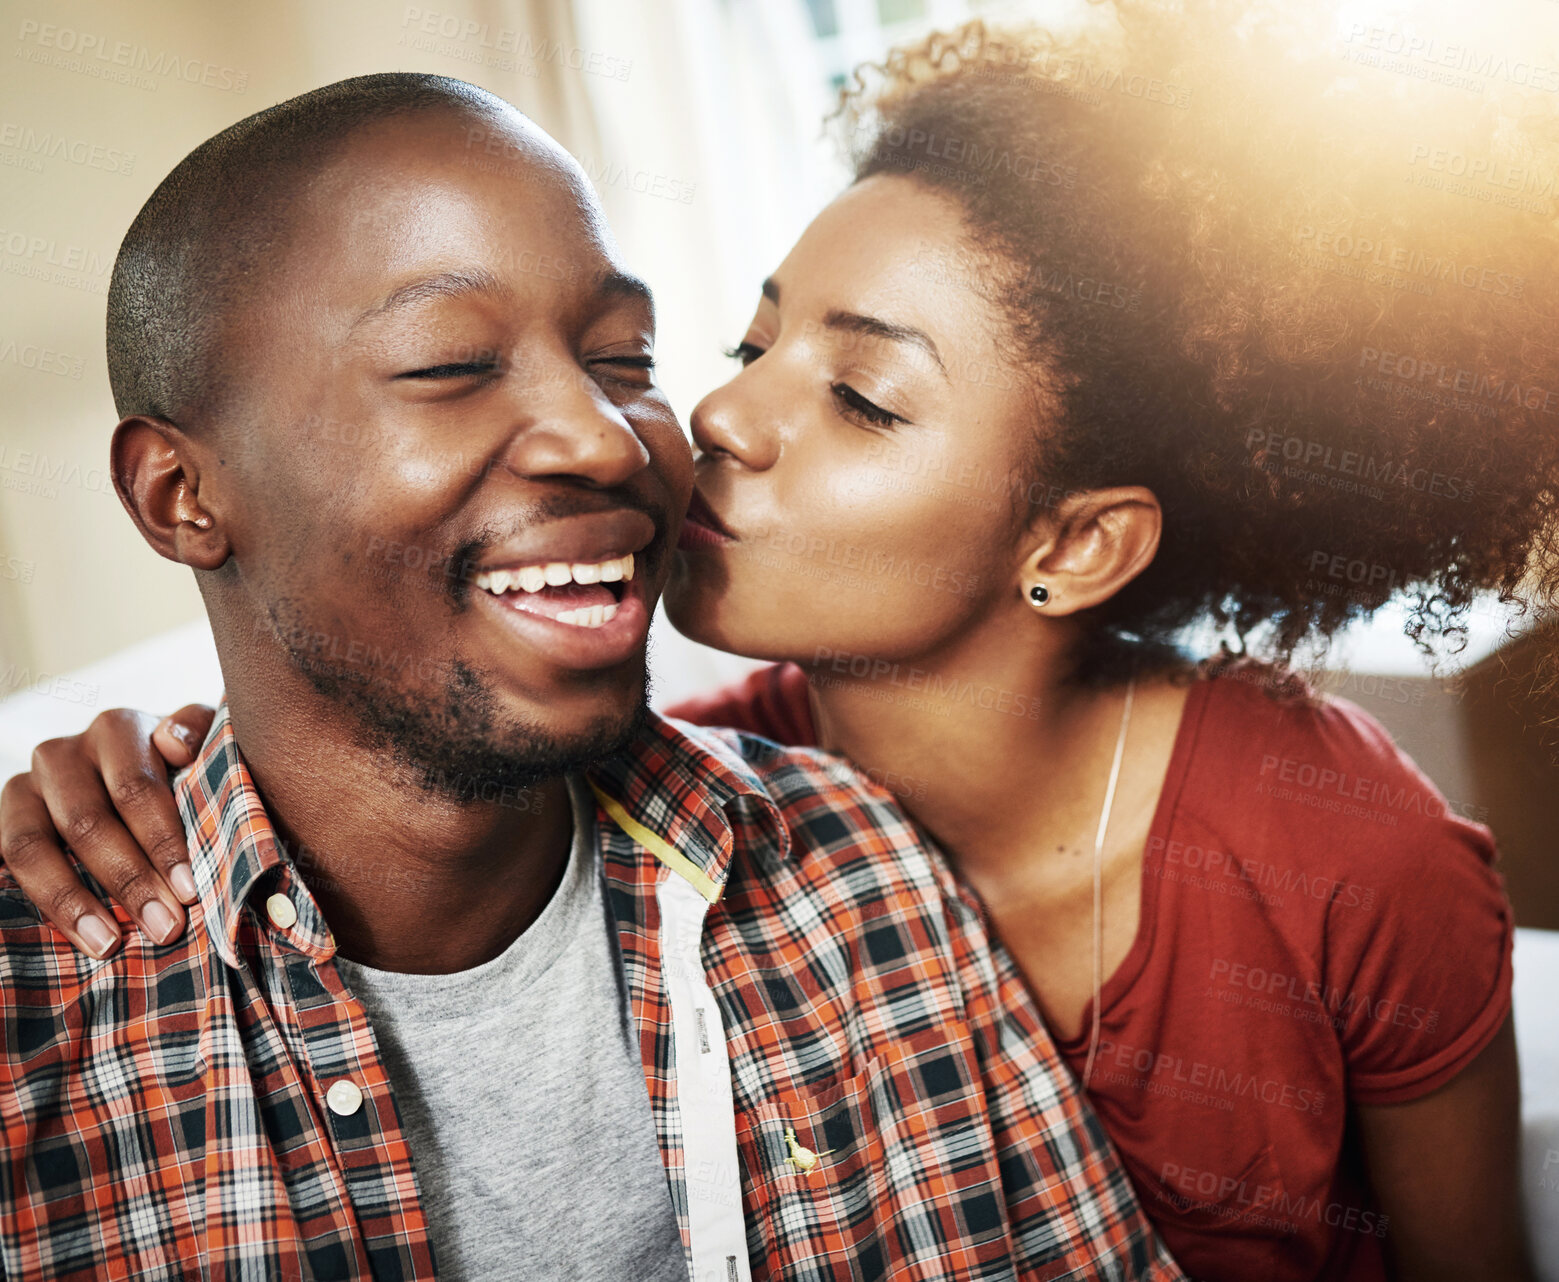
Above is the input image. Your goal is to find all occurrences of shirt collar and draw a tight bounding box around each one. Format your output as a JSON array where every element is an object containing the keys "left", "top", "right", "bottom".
[
  {"left": 175, "top": 702, "right": 297, "bottom": 970},
  {"left": 175, "top": 702, "right": 792, "bottom": 969},
  {"left": 585, "top": 713, "right": 792, "bottom": 899}
]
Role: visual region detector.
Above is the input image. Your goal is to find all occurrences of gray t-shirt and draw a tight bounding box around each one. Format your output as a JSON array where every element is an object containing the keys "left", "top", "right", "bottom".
[{"left": 334, "top": 777, "right": 689, "bottom": 1282}]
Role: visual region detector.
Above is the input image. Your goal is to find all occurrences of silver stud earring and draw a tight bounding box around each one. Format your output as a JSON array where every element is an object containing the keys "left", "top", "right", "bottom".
[
  {"left": 1028, "top": 584, "right": 1050, "bottom": 607},
  {"left": 193, "top": 514, "right": 213, "bottom": 529}
]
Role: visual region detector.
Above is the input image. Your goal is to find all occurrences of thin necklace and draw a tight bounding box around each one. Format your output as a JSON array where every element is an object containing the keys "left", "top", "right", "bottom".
[{"left": 1081, "top": 675, "right": 1135, "bottom": 1091}]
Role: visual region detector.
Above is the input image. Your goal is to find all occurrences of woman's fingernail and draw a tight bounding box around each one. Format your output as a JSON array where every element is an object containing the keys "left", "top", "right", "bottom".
[
  {"left": 161, "top": 718, "right": 196, "bottom": 750},
  {"left": 169, "top": 863, "right": 198, "bottom": 903},
  {"left": 142, "top": 900, "right": 179, "bottom": 944},
  {"left": 76, "top": 914, "right": 119, "bottom": 958}
]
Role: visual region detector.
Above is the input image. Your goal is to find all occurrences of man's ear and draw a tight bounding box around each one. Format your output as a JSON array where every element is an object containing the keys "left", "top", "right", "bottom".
[
  {"left": 1019, "top": 485, "right": 1162, "bottom": 616},
  {"left": 110, "top": 416, "right": 230, "bottom": 570}
]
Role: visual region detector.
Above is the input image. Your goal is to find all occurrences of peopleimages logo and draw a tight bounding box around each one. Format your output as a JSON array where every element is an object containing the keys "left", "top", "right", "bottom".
[
  {"left": 1092, "top": 1037, "right": 1327, "bottom": 1116},
  {"left": 1148, "top": 835, "right": 1377, "bottom": 911},
  {"left": 0, "top": 664, "right": 98, "bottom": 707},
  {"left": 1248, "top": 428, "right": 1475, "bottom": 503},
  {"left": 579, "top": 156, "right": 696, "bottom": 205},
  {"left": 1541, "top": 1148, "right": 1559, "bottom": 1194},
  {"left": 1358, "top": 347, "right": 1556, "bottom": 414},
  {"left": 399, "top": 7, "right": 632, "bottom": 81},
  {"left": 0, "top": 339, "right": 84, "bottom": 379},
  {"left": 1208, "top": 957, "right": 1439, "bottom": 1033},
  {"left": 0, "top": 229, "right": 110, "bottom": 276},
  {"left": 1293, "top": 224, "right": 1524, "bottom": 298},
  {"left": 810, "top": 647, "right": 1046, "bottom": 720},
  {"left": 760, "top": 530, "right": 980, "bottom": 598},
  {"left": 0, "top": 123, "right": 135, "bottom": 175},
  {"left": 0, "top": 444, "right": 115, "bottom": 497},
  {"left": 1340, "top": 23, "right": 1559, "bottom": 93},
  {"left": 14, "top": 19, "right": 248, "bottom": 92},
  {"left": 1257, "top": 749, "right": 1483, "bottom": 824},
  {"left": 1407, "top": 144, "right": 1557, "bottom": 200},
  {"left": 861, "top": 121, "right": 1077, "bottom": 188},
  {"left": 1157, "top": 1161, "right": 1390, "bottom": 1238}
]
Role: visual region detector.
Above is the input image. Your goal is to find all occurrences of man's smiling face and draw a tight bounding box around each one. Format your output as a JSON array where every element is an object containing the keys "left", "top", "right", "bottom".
[{"left": 202, "top": 107, "right": 692, "bottom": 788}]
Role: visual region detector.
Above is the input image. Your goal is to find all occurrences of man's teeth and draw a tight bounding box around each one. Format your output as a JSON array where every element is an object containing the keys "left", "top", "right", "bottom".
[
  {"left": 473, "top": 554, "right": 636, "bottom": 597},
  {"left": 554, "top": 603, "right": 620, "bottom": 628}
]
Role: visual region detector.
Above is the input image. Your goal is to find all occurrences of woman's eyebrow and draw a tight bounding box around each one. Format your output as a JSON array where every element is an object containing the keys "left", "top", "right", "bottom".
[
  {"left": 760, "top": 275, "right": 947, "bottom": 378},
  {"left": 822, "top": 308, "right": 948, "bottom": 379}
]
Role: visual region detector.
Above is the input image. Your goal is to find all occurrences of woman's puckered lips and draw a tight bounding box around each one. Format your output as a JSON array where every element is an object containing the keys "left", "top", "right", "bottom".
[{"left": 682, "top": 487, "right": 736, "bottom": 541}]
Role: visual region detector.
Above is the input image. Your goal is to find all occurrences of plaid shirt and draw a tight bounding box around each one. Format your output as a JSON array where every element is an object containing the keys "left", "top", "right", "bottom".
[{"left": 0, "top": 702, "right": 1182, "bottom": 1282}]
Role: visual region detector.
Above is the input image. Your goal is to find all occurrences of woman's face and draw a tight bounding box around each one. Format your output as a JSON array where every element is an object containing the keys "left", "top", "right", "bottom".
[{"left": 664, "top": 174, "right": 1044, "bottom": 666}]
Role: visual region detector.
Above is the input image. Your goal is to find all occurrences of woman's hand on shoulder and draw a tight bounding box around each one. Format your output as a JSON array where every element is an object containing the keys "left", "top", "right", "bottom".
[{"left": 0, "top": 704, "right": 215, "bottom": 957}]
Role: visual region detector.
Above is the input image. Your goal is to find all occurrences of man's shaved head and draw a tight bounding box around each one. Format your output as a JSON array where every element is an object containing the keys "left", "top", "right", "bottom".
[{"left": 106, "top": 73, "right": 519, "bottom": 425}]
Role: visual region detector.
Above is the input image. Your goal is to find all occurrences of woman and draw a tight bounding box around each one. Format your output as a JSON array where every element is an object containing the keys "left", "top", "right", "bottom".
[{"left": 4, "top": 7, "right": 1555, "bottom": 1280}]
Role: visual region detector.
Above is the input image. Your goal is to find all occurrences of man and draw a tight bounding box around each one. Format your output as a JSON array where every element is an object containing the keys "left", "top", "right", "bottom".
[{"left": 0, "top": 74, "right": 1179, "bottom": 1281}]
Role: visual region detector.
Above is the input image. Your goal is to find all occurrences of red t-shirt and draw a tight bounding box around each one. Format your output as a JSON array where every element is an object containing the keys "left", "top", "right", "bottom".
[{"left": 670, "top": 664, "right": 1515, "bottom": 1282}]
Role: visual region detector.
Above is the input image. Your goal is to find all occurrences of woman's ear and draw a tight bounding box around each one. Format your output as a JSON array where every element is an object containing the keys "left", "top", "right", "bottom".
[
  {"left": 110, "top": 416, "right": 230, "bottom": 571},
  {"left": 1020, "top": 485, "right": 1162, "bottom": 616}
]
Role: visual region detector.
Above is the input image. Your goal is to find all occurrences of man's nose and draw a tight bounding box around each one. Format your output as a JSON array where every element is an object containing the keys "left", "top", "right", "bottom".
[{"left": 498, "top": 359, "right": 652, "bottom": 488}]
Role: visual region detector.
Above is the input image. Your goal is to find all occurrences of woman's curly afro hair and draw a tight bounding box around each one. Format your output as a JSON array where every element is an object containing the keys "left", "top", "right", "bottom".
[{"left": 832, "top": 0, "right": 1559, "bottom": 696}]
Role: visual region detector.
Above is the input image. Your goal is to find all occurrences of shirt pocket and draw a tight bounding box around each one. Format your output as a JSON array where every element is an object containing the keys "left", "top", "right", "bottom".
[
  {"left": 736, "top": 1022, "right": 1001, "bottom": 1282},
  {"left": 738, "top": 1060, "right": 892, "bottom": 1279}
]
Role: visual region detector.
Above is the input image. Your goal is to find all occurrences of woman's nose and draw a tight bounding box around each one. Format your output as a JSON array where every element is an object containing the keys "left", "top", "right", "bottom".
[{"left": 690, "top": 372, "right": 780, "bottom": 471}]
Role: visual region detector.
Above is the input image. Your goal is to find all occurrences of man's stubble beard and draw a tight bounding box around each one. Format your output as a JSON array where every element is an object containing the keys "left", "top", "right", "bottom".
[{"left": 268, "top": 596, "right": 651, "bottom": 801}]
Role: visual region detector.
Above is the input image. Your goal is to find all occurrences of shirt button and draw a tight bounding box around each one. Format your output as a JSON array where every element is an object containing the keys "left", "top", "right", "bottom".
[
  {"left": 265, "top": 893, "right": 298, "bottom": 930},
  {"left": 326, "top": 1079, "right": 363, "bottom": 1116}
]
